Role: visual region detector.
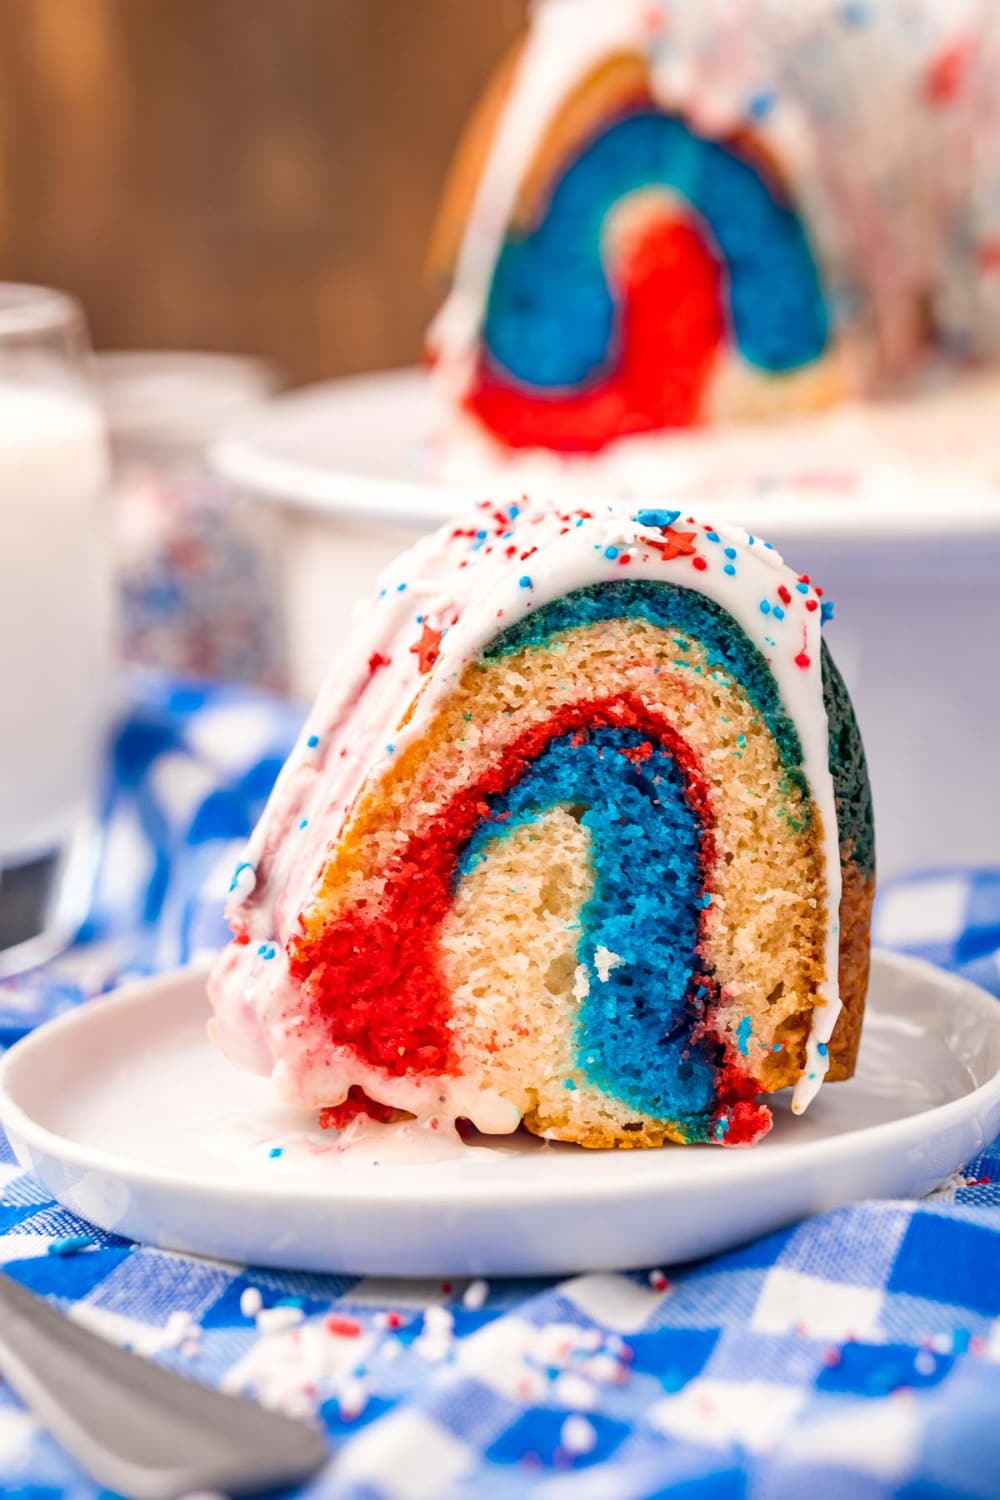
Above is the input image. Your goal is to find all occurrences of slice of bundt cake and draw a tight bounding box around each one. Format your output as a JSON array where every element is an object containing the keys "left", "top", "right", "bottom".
[{"left": 209, "top": 497, "right": 874, "bottom": 1148}]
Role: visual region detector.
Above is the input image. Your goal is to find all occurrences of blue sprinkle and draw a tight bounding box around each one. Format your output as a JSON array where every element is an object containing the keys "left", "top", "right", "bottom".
[
  {"left": 724, "top": 564, "right": 736, "bottom": 577},
  {"left": 47, "top": 1235, "right": 95, "bottom": 1256},
  {"left": 258, "top": 943, "right": 276, "bottom": 960},
  {"left": 748, "top": 89, "right": 776, "bottom": 120},
  {"left": 519, "top": 575, "right": 533, "bottom": 589},
  {"left": 748, "top": 535, "right": 756, "bottom": 546},
  {"left": 713, "top": 1116, "right": 730, "bottom": 1139},
  {"left": 396, "top": 582, "right": 407, "bottom": 593},
  {"left": 633, "top": 508, "right": 681, "bottom": 529},
  {"left": 509, "top": 503, "right": 520, "bottom": 519},
  {"left": 773, "top": 605, "right": 785, "bottom": 621},
  {"left": 817, "top": 1042, "right": 829, "bottom": 1058},
  {"left": 772, "top": 1042, "right": 783, "bottom": 1053},
  {"left": 724, "top": 547, "right": 737, "bottom": 559},
  {"left": 298, "top": 819, "right": 308, "bottom": 831},
  {"left": 268, "top": 1146, "right": 284, "bottom": 1159},
  {"left": 764, "top": 541, "right": 775, "bottom": 550},
  {"left": 796, "top": 582, "right": 809, "bottom": 595},
  {"left": 699, "top": 892, "right": 712, "bottom": 909},
  {"left": 386, "top": 744, "right": 395, "bottom": 755},
  {"left": 604, "top": 546, "right": 619, "bottom": 560},
  {"left": 821, "top": 600, "right": 836, "bottom": 625},
  {"left": 736, "top": 1016, "right": 752, "bottom": 1057},
  {"left": 759, "top": 599, "right": 771, "bottom": 615},
  {"left": 575, "top": 518, "right": 584, "bottom": 527},
  {"left": 475, "top": 529, "right": 487, "bottom": 539},
  {"left": 416, "top": 615, "right": 424, "bottom": 624},
  {"left": 564, "top": 1078, "right": 577, "bottom": 1091},
  {"left": 306, "top": 734, "right": 320, "bottom": 749},
  {"left": 953, "top": 1328, "right": 972, "bottom": 1355},
  {"left": 706, "top": 531, "right": 720, "bottom": 543}
]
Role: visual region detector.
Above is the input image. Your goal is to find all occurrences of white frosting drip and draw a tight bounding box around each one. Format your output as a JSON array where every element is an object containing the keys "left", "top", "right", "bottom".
[{"left": 209, "top": 493, "right": 846, "bottom": 1125}]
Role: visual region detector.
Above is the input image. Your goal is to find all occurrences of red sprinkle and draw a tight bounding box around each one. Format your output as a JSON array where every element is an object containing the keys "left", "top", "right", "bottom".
[
  {"left": 325, "top": 1315, "right": 362, "bottom": 1337},
  {"left": 777, "top": 585, "right": 792, "bottom": 606},
  {"left": 692, "top": 556, "right": 708, "bottom": 572},
  {"left": 805, "top": 599, "right": 818, "bottom": 612},
  {"left": 410, "top": 622, "right": 443, "bottom": 675},
  {"left": 368, "top": 652, "right": 391, "bottom": 674},
  {"left": 925, "top": 37, "right": 972, "bottom": 105},
  {"left": 794, "top": 652, "right": 811, "bottom": 670}
]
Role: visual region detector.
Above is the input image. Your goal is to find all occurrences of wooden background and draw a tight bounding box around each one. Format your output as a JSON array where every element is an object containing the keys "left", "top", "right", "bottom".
[{"left": 0, "top": 0, "right": 526, "bottom": 382}]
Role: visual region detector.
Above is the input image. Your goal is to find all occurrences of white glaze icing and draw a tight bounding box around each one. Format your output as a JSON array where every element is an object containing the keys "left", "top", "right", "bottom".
[{"left": 209, "top": 494, "right": 845, "bottom": 1124}]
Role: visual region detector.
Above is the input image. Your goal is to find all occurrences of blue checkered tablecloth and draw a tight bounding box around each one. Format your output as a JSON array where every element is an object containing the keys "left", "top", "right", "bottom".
[{"left": 1, "top": 676, "right": 998, "bottom": 1500}]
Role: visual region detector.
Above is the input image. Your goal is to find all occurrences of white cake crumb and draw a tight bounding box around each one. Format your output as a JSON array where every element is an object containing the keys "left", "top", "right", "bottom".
[{"left": 594, "top": 946, "right": 623, "bottom": 982}]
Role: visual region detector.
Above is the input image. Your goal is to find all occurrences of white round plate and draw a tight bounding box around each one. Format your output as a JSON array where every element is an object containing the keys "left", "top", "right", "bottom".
[
  {"left": 2, "top": 952, "right": 998, "bottom": 1277},
  {"left": 213, "top": 365, "right": 1000, "bottom": 542}
]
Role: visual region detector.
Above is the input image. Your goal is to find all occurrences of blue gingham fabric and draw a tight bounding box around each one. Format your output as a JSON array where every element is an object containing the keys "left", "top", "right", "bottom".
[{"left": 1, "top": 677, "right": 999, "bottom": 1500}]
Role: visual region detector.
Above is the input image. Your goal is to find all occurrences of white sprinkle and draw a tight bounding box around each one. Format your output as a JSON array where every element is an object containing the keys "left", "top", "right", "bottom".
[
  {"left": 230, "top": 862, "right": 257, "bottom": 901},
  {"left": 594, "top": 946, "right": 623, "bottom": 983},
  {"left": 572, "top": 964, "right": 590, "bottom": 1002},
  {"left": 339, "top": 1377, "right": 370, "bottom": 1421},
  {"left": 533, "top": 1323, "right": 586, "bottom": 1369},
  {"left": 424, "top": 1305, "right": 454, "bottom": 1335},
  {"left": 553, "top": 1373, "right": 597, "bottom": 1410},
  {"left": 257, "top": 1306, "right": 305, "bottom": 1336},
  {"left": 414, "top": 1305, "right": 454, "bottom": 1362},
  {"left": 240, "top": 1287, "right": 263, "bottom": 1318},
  {"left": 561, "top": 1415, "right": 597, "bottom": 1455},
  {"left": 915, "top": 1350, "right": 935, "bottom": 1376},
  {"left": 462, "top": 1279, "right": 490, "bottom": 1311},
  {"left": 163, "top": 1311, "right": 193, "bottom": 1348},
  {"left": 582, "top": 1353, "right": 625, "bottom": 1385}
]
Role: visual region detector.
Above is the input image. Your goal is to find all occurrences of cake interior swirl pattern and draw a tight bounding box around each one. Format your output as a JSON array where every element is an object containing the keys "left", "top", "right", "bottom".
[{"left": 208, "top": 498, "right": 874, "bottom": 1149}]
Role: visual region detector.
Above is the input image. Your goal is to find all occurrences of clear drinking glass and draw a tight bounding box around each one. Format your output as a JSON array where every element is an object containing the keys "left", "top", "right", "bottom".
[{"left": 0, "top": 285, "right": 112, "bottom": 976}]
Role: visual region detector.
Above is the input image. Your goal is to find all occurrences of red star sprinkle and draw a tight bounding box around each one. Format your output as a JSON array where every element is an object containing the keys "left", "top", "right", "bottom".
[{"left": 410, "top": 622, "right": 443, "bottom": 675}]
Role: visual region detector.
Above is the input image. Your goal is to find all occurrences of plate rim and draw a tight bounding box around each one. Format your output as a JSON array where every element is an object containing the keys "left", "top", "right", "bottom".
[
  {"left": 1, "top": 949, "right": 998, "bottom": 1210},
  {"left": 210, "top": 366, "right": 1000, "bottom": 540}
]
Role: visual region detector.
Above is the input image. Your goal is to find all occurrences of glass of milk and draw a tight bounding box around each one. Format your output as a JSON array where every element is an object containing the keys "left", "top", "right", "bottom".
[{"left": 0, "top": 285, "right": 112, "bottom": 976}]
